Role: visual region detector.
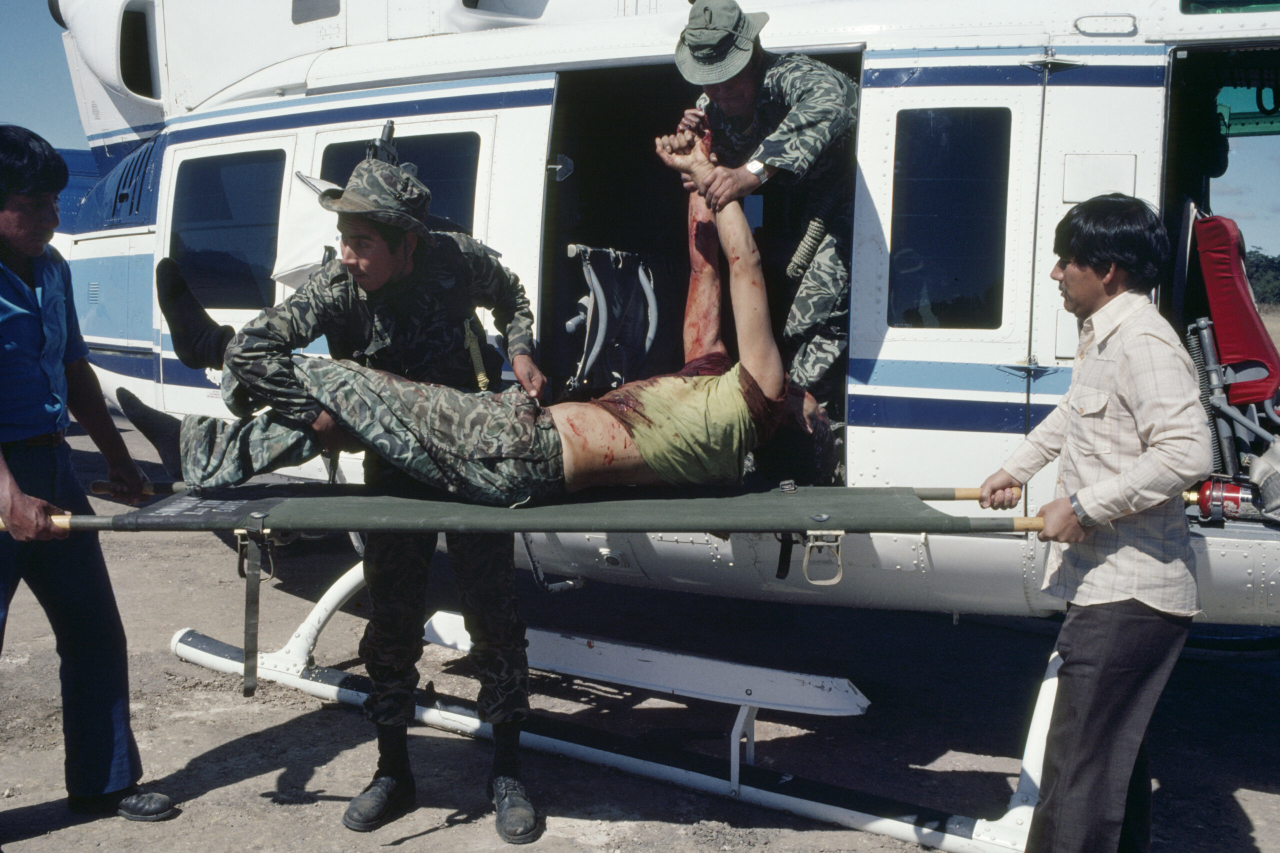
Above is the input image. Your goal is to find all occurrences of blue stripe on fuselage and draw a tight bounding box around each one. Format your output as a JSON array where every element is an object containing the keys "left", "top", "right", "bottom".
[
  {"left": 846, "top": 358, "right": 1069, "bottom": 433},
  {"left": 848, "top": 394, "right": 1058, "bottom": 433},
  {"left": 87, "top": 345, "right": 158, "bottom": 382},
  {"left": 166, "top": 87, "right": 554, "bottom": 147},
  {"left": 848, "top": 358, "right": 1072, "bottom": 395},
  {"left": 862, "top": 64, "right": 1164, "bottom": 88}
]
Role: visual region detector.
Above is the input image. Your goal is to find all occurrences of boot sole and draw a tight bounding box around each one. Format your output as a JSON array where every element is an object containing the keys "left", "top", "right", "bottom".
[
  {"left": 495, "top": 822, "right": 540, "bottom": 845},
  {"left": 118, "top": 806, "right": 176, "bottom": 822},
  {"left": 342, "top": 792, "right": 414, "bottom": 832}
]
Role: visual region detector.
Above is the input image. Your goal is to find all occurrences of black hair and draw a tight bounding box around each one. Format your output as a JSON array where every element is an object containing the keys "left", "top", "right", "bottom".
[
  {"left": 1052, "top": 193, "right": 1170, "bottom": 290},
  {"left": 366, "top": 217, "right": 408, "bottom": 253},
  {"left": 0, "top": 125, "right": 68, "bottom": 208}
]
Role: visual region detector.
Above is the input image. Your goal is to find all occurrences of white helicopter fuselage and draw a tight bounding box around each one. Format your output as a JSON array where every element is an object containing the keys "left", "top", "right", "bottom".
[{"left": 48, "top": 0, "right": 1280, "bottom": 624}]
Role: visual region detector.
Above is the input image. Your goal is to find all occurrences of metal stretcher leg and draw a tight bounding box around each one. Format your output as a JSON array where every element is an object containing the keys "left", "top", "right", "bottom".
[
  {"left": 729, "top": 704, "right": 760, "bottom": 797},
  {"left": 241, "top": 534, "right": 264, "bottom": 697}
]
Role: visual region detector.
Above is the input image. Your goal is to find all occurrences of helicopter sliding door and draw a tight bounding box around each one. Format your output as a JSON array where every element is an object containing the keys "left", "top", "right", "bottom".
[
  {"left": 838, "top": 51, "right": 1048, "bottom": 613},
  {"left": 848, "top": 55, "right": 1045, "bottom": 497}
]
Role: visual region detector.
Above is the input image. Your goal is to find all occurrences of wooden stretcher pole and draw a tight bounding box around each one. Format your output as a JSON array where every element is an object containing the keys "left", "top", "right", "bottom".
[
  {"left": 0, "top": 515, "right": 73, "bottom": 532},
  {"left": 914, "top": 486, "right": 1021, "bottom": 502},
  {"left": 89, "top": 480, "right": 187, "bottom": 496}
]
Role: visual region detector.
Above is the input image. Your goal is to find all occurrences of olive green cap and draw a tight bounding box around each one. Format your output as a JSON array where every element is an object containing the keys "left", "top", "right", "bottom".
[{"left": 674, "top": 0, "right": 768, "bottom": 86}]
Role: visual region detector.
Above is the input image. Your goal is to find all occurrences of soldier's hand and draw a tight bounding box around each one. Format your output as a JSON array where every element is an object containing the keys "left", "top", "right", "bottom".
[
  {"left": 677, "top": 109, "right": 709, "bottom": 137},
  {"left": 310, "top": 411, "right": 363, "bottom": 455},
  {"left": 699, "top": 165, "right": 760, "bottom": 213},
  {"left": 0, "top": 487, "right": 69, "bottom": 541},
  {"left": 512, "top": 353, "right": 547, "bottom": 402},
  {"left": 1038, "top": 497, "right": 1091, "bottom": 543}
]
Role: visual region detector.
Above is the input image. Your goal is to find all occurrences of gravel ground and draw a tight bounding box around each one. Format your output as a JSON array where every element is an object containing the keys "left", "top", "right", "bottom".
[{"left": 0, "top": 416, "right": 1277, "bottom": 853}]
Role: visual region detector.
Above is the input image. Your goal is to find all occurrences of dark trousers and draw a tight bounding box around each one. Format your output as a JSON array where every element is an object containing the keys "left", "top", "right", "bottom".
[
  {"left": 1028, "top": 598, "right": 1191, "bottom": 853},
  {"left": 359, "top": 530, "right": 530, "bottom": 727},
  {"left": 357, "top": 457, "right": 529, "bottom": 729},
  {"left": 0, "top": 443, "right": 142, "bottom": 796}
]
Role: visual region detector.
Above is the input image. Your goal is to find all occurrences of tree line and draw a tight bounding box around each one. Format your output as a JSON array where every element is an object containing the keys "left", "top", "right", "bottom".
[{"left": 1247, "top": 246, "right": 1280, "bottom": 305}]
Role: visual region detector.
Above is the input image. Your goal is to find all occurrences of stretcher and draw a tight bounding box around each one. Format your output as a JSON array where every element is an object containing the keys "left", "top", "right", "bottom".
[{"left": 5, "top": 483, "right": 1049, "bottom": 852}]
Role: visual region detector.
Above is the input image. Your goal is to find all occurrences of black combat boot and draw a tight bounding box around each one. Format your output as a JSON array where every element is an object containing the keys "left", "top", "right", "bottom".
[
  {"left": 343, "top": 724, "right": 415, "bottom": 832},
  {"left": 68, "top": 785, "right": 175, "bottom": 822},
  {"left": 488, "top": 719, "right": 538, "bottom": 844},
  {"left": 156, "top": 258, "right": 234, "bottom": 370},
  {"left": 116, "top": 388, "right": 183, "bottom": 479}
]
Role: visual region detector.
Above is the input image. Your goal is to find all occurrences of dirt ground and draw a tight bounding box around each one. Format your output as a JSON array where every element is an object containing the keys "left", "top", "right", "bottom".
[{"left": 1, "top": 418, "right": 1278, "bottom": 853}]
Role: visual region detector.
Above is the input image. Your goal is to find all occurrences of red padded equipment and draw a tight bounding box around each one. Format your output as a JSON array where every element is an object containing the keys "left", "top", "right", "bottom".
[{"left": 1195, "top": 215, "right": 1280, "bottom": 406}]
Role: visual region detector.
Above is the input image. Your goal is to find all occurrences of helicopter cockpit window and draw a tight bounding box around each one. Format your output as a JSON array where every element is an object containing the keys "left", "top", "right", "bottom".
[
  {"left": 170, "top": 149, "right": 286, "bottom": 310},
  {"left": 320, "top": 132, "right": 481, "bottom": 235},
  {"left": 1182, "top": 1, "right": 1280, "bottom": 13},
  {"left": 1210, "top": 85, "right": 1280, "bottom": 308},
  {"left": 887, "top": 107, "right": 1011, "bottom": 329}
]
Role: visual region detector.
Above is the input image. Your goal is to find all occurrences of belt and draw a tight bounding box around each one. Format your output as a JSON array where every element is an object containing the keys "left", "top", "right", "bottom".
[{"left": 1, "top": 429, "right": 66, "bottom": 449}]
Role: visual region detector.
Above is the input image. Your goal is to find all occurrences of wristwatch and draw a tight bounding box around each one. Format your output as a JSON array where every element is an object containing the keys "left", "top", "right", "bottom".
[
  {"left": 1069, "top": 493, "right": 1097, "bottom": 527},
  {"left": 745, "top": 159, "right": 769, "bottom": 185}
]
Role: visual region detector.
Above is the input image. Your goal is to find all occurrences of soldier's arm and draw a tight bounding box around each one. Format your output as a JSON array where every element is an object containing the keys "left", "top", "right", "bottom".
[
  {"left": 456, "top": 237, "right": 535, "bottom": 361},
  {"left": 223, "top": 263, "right": 349, "bottom": 425},
  {"left": 752, "top": 57, "right": 858, "bottom": 181},
  {"left": 457, "top": 236, "right": 544, "bottom": 396}
]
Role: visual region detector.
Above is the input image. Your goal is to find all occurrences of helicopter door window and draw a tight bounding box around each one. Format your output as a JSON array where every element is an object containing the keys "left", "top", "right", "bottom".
[
  {"left": 320, "top": 132, "right": 481, "bottom": 235},
  {"left": 886, "top": 107, "right": 1011, "bottom": 330},
  {"left": 169, "top": 149, "right": 286, "bottom": 310}
]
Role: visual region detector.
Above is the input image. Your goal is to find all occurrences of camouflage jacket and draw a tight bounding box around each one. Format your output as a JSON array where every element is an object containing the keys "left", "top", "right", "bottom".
[
  {"left": 697, "top": 52, "right": 858, "bottom": 194},
  {"left": 224, "top": 232, "right": 535, "bottom": 425}
]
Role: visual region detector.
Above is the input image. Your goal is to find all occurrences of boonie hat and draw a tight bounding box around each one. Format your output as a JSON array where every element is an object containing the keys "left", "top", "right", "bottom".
[
  {"left": 319, "top": 158, "right": 433, "bottom": 242},
  {"left": 674, "top": 0, "right": 769, "bottom": 86}
]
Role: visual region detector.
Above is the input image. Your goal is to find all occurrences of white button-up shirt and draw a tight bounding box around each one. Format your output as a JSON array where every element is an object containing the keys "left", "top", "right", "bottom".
[{"left": 1003, "top": 289, "right": 1213, "bottom": 616}]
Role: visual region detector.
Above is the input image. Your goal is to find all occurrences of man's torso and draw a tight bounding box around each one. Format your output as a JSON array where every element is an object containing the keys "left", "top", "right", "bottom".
[
  {"left": 0, "top": 247, "right": 85, "bottom": 443},
  {"left": 1047, "top": 293, "right": 1201, "bottom": 614},
  {"left": 699, "top": 52, "right": 857, "bottom": 197},
  {"left": 590, "top": 353, "right": 790, "bottom": 487},
  {"left": 315, "top": 236, "right": 499, "bottom": 390}
]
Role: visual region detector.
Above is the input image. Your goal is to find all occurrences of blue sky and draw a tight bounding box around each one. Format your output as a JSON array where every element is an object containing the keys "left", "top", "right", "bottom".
[
  {"left": 1213, "top": 136, "right": 1280, "bottom": 255},
  {"left": 0, "top": 0, "right": 88, "bottom": 150},
  {"left": 1, "top": 1, "right": 1277, "bottom": 253}
]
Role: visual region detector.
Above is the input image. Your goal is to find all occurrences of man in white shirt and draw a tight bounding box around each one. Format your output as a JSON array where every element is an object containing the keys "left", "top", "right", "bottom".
[{"left": 981, "top": 194, "right": 1213, "bottom": 853}]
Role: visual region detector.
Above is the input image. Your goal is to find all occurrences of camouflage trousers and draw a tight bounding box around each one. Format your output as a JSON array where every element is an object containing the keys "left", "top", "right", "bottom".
[
  {"left": 764, "top": 204, "right": 852, "bottom": 418},
  {"left": 183, "top": 367, "right": 537, "bottom": 727},
  {"left": 179, "top": 408, "right": 320, "bottom": 489},
  {"left": 360, "top": 519, "right": 530, "bottom": 727},
  {"left": 181, "top": 358, "right": 566, "bottom": 507}
]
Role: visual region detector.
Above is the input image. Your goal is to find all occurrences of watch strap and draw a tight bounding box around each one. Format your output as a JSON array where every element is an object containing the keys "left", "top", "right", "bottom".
[{"left": 1069, "top": 493, "right": 1097, "bottom": 527}]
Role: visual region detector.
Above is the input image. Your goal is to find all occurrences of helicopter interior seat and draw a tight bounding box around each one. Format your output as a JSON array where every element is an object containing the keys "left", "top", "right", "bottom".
[
  {"left": 1180, "top": 210, "right": 1280, "bottom": 482},
  {"left": 558, "top": 244, "right": 659, "bottom": 401},
  {"left": 1194, "top": 214, "right": 1280, "bottom": 408}
]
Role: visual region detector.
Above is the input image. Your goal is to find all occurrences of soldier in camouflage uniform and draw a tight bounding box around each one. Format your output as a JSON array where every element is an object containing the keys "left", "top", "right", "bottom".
[
  {"left": 129, "top": 158, "right": 543, "bottom": 843},
  {"left": 670, "top": 0, "right": 858, "bottom": 416}
]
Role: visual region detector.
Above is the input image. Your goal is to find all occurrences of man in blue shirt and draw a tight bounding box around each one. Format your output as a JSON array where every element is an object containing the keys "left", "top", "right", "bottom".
[{"left": 0, "top": 125, "right": 173, "bottom": 821}]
